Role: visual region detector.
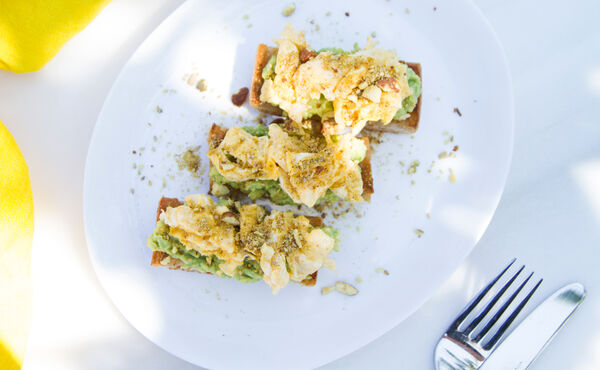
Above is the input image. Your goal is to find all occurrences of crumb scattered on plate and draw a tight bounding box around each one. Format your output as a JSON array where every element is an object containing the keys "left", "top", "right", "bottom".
[
  {"left": 321, "top": 286, "right": 335, "bottom": 295},
  {"left": 414, "top": 229, "right": 424, "bottom": 238},
  {"left": 335, "top": 281, "right": 358, "bottom": 296},
  {"left": 175, "top": 146, "right": 203, "bottom": 178},
  {"left": 407, "top": 160, "right": 420, "bottom": 174},
  {"left": 282, "top": 3, "right": 295, "bottom": 17},
  {"left": 449, "top": 169, "right": 457, "bottom": 183}
]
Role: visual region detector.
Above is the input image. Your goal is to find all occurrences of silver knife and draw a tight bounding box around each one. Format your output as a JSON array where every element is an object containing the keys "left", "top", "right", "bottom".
[{"left": 481, "top": 283, "right": 586, "bottom": 370}]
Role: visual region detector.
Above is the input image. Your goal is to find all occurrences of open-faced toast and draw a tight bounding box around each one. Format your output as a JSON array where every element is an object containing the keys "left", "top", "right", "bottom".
[
  {"left": 250, "top": 43, "right": 422, "bottom": 134},
  {"left": 150, "top": 196, "right": 319, "bottom": 286},
  {"left": 207, "top": 123, "right": 374, "bottom": 203}
]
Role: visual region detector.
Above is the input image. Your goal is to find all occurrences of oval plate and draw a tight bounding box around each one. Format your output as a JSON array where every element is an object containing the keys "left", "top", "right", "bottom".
[{"left": 84, "top": 0, "right": 514, "bottom": 369}]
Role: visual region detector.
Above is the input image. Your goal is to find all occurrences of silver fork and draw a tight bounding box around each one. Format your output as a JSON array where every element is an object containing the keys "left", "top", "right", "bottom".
[{"left": 434, "top": 259, "right": 543, "bottom": 369}]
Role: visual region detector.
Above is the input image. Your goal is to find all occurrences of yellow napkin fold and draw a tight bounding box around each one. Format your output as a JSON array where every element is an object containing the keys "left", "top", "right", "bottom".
[
  {"left": 0, "top": 121, "right": 34, "bottom": 370},
  {"left": 0, "top": 0, "right": 111, "bottom": 73}
]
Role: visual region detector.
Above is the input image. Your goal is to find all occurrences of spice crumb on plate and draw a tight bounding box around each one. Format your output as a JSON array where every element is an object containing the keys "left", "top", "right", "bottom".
[
  {"left": 282, "top": 3, "right": 295, "bottom": 17},
  {"left": 407, "top": 160, "right": 420, "bottom": 174}
]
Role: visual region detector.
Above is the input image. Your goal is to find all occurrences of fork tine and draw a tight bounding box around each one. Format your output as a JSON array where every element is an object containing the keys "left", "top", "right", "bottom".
[
  {"left": 463, "top": 265, "right": 525, "bottom": 335},
  {"left": 472, "top": 271, "right": 532, "bottom": 342},
  {"left": 448, "top": 258, "right": 516, "bottom": 331},
  {"left": 482, "top": 278, "right": 543, "bottom": 351}
]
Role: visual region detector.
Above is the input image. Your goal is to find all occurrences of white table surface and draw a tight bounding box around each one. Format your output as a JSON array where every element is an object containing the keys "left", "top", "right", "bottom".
[{"left": 2, "top": 0, "right": 598, "bottom": 369}]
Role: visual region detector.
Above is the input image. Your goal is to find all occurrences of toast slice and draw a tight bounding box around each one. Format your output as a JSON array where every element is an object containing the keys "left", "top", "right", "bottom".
[
  {"left": 207, "top": 123, "right": 374, "bottom": 202},
  {"left": 249, "top": 44, "right": 422, "bottom": 134},
  {"left": 150, "top": 196, "right": 318, "bottom": 286}
]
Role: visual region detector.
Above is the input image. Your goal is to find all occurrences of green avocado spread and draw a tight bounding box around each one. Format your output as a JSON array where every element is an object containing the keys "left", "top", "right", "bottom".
[
  {"left": 320, "top": 226, "right": 341, "bottom": 252},
  {"left": 393, "top": 66, "right": 422, "bottom": 121},
  {"left": 148, "top": 211, "right": 341, "bottom": 283},
  {"left": 241, "top": 124, "right": 269, "bottom": 137},
  {"left": 210, "top": 167, "right": 338, "bottom": 206},
  {"left": 304, "top": 94, "right": 334, "bottom": 119},
  {"left": 262, "top": 54, "right": 277, "bottom": 80},
  {"left": 147, "top": 220, "right": 263, "bottom": 282},
  {"left": 211, "top": 125, "right": 343, "bottom": 206},
  {"left": 316, "top": 43, "right": 360, "bottom": 56},
  {"left": 210, "top": 166, "right": 298, "bottom": 205}
]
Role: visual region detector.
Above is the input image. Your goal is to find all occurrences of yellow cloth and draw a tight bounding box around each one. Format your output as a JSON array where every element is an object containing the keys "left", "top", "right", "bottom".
[
  {"left": 0, "top": 0, "right": 111, "bottom": 73},
  {"left": 0, "top": 121, "right": 34, "bottom": 370}
]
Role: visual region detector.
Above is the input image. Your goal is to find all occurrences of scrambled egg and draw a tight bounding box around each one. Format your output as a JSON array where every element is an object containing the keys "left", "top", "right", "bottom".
[
  {"left": 208, "top": 123, "right": 365, "bottom": 207},
  {"left": 258, "top": 211, "right": 335, "bottom": 293},
  {"left": 207, "top": 127, "right": 278, "bottom": 182},
  {"left": 161, "top": 194, "right": 246, "bottom": 276},
  {"left": 161, "top": 194, "right": 336, "bottom": 294},
  {"left": 260, "top": 24, "right": 412, "bottom": 134},
  {"left": 268, "top": 124, "right": 363, "bottom": 206}
]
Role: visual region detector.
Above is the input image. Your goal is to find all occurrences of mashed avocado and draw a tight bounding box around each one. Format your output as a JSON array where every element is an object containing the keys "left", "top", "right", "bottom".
[
  {"left": 210, "top": 167, "right": 338, "bottom": 206},
  {"left": 393, "top": 66, "right": 422, "bottom": 120},
  {"left": 149, "top": 213, "right": 339, "bottom": 283},
  {"left": 320, "top": 226, "right": 341, "bottom": 251},
  {"left": 210, "top": 167, "right": 296, "bottom": 205},
  {"left": 148, "top": 220, "right": 264, "bottom": 282},
  {"left": 304, "top": 94, "right": 333, "bottom": 119},
  {"left": 262, "top": 54, "right": 277, "bottom": 80},
  {"left": 317, "top": 43, "right": 360, "bottom": 55},
  {"left": 242, "top": 124, "right": 269, "bottom": 136}
]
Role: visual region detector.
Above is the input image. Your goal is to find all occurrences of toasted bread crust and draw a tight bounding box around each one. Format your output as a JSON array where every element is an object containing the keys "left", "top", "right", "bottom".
[
  {"left": 208, "top": 123, "right": 228, "bottom": 150},
  {"left": 364, "top": 62, "right": 422, "bottom": 134},
  {"left": 150, "top": 196, "right": 320, "bottom": 286},
  {"left": 151, "top": 197, "right": 193, "bottom": 271},
  {"left": 249, "top": 44, "right": 422, "bottom": 134},
  {"left": 301, "top": 271, "right": 318, "bottom": 287},
  {"left": 156, "top": 197, "right": 183, "bottom": 222},
  {"left": 250, "top": 44, "right": 283, "bottom": 116},
  {"left": 207, "top": 123, "right": 373, "bottom": 200},
  {"left": 359, "top": 137, "right": 374, "bottom": 200}
]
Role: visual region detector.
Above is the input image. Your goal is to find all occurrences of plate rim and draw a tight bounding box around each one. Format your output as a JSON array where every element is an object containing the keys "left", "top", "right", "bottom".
[{"left": 83, "top": 0, "right": 515, "bottom": 368}]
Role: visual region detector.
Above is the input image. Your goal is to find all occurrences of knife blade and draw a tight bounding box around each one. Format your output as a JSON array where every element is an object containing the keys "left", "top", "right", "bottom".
[{"left": 481, "top": 282, "right": 586, "bottom": 370}]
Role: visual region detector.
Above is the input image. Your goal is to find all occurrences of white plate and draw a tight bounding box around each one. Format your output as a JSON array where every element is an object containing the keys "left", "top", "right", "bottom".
[{"left": 84, "top": 0, "right": 514, "bottom": 369}]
